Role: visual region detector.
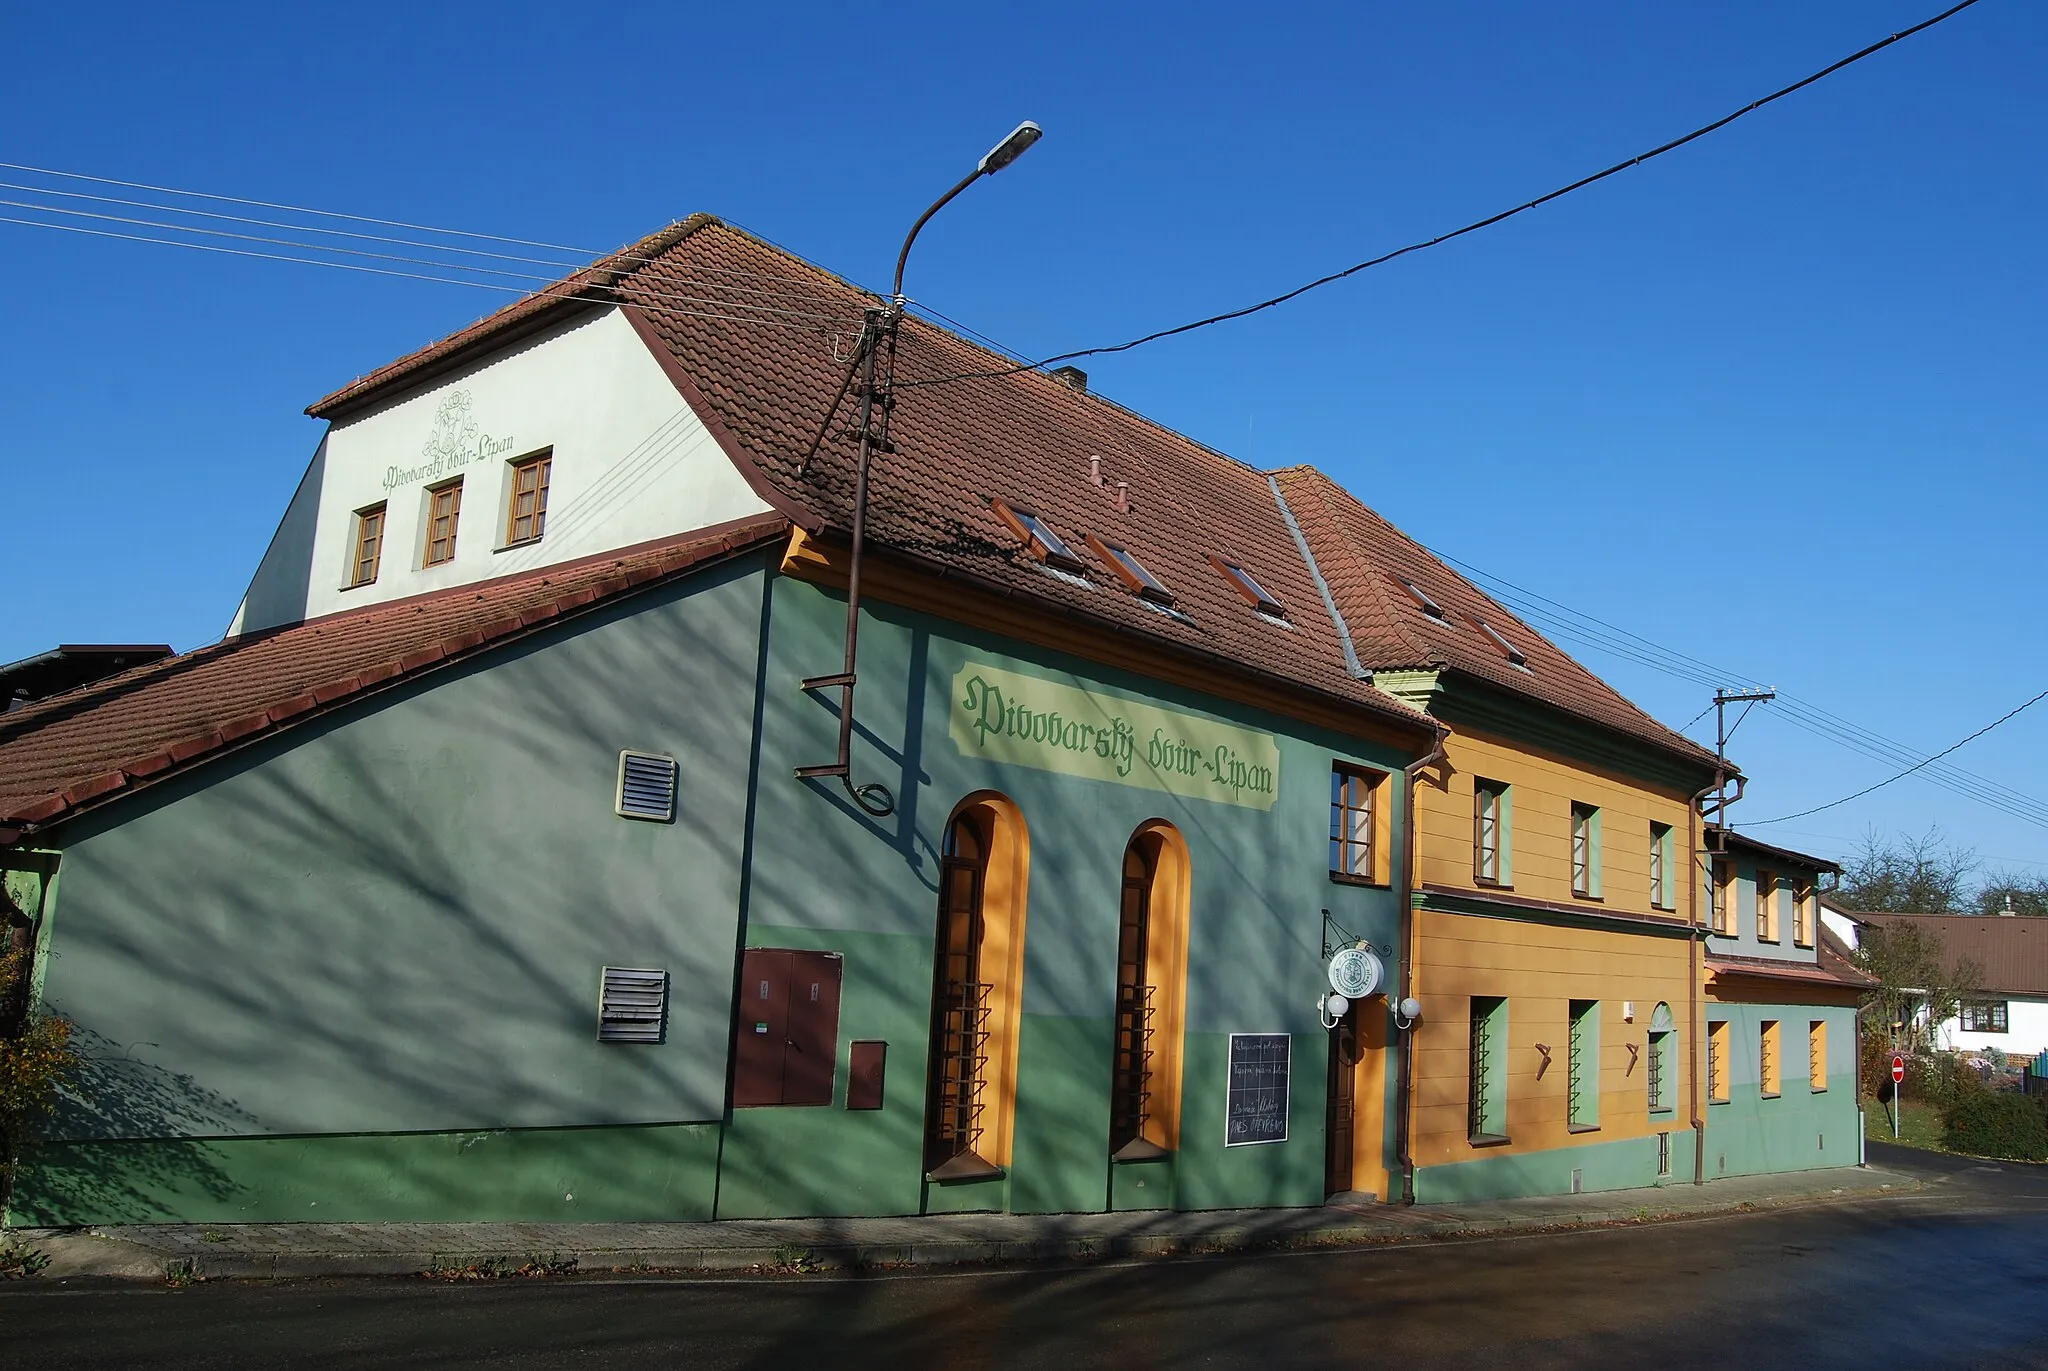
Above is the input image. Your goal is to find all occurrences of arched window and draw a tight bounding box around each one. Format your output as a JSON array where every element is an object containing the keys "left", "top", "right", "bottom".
[
  {"left": 924, "top": 795, "right": 1030, "bottom": 1180},
  {"left": 1647, "top": 1002, "right": 1677, "bottom": 1114},
  {"left": 1109, "top": 822, "right": 1192, "bottom": 1160}
]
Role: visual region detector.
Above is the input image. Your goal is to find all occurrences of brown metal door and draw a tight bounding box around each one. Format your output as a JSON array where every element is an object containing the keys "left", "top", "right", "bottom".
[
  {"left": 783, "top": 951, "right": 843, "bottom": 1106},
  {"left": 733, "top": 949, "right": 792, "bottom": 1107},
  {"left": 1325, "top": 1011, "right": 1359, "bottom": 1195}
]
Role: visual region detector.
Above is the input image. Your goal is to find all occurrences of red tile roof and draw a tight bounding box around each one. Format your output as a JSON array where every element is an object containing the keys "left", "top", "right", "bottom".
[
  {"left": 1273, "top": 467, "right": 1718, "bottom": 767},
  {"left": 0, "top": 518, "right": 788, "bottom": 840},
  {"left": 1707, "top": 951, "right": 1877, "bottom": 991},
  {"left": 310, "top": 216, "right": 1706, "bottom": 763}
]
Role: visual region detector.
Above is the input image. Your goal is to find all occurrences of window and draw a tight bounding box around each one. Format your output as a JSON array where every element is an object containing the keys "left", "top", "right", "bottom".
[
  {"left": 1808, "top": 1020, "right": 1827, "bottom": 1092},
  {"left": 1468, "top": 996, "right": 1509, "bottom": 1143},
  {"left": 1110, "top": 823, "right": 1192, "bottom": 1160},
  {"left": 505, "top": 452, "right": 552, "bottom": 545},
  {"left": 1657, "top": 1130, "right": 1672, "bottom": 1177},
  {"left": 1329, "top": 765, "right": 1383, "bottom": 883},
  {"left": 424, "top": 479, "right": 463, "bottom": 566},
  {"left": 1756, "top": 869, "right": 1779, "bottom": 942},
  {"left": 1469, "top": 615, "right": 1528, "bottom": 668},
  {"left": 731, "top": 949, "right": 843, "bottom": 1107},
  {"left": 1570, "top": 803, "right": 1601, "bottom": 899},
  {"left": 1710, "top": 857, "right": 1734, "bottom": 934},
  {"left": 1647, "top": 1031, "right": 1672, "bottom": 1113},
  {"left": 349, "top": 503, "right": 386, "bottom": 587},
  {"left": 1086, "top": 535, "right": 1172, "bottom": 603},
  {"left": 1793, "top": 877, "right": 1816, "bottom": 947},
  {"left": 1210, "top": 556, "right": 1285, "bottom": 618},
  {"left": 1707, "top": 1020, "right": 1730, "bottom": 1103},
  {"left": 1961, "top": 1001, "right": 2011, "bottom": 1033},
  {"left": 1760, "top": 1020, "right": 1781, "bottom": 1098},
  {"left": 1568, "top": 999, "right": 1599, "bottom": 1130},
  {"left": 990, "top": 498, "right": 1084, "bottom": 571},
  {"left": 1474, "top": 779, "right": 1510, "bottom": 885},
  {"left": 1397, "top": 577, "right": 1446, "bottom": 619},
  {"left": 1649, "top": 822, "right": 1673, "bottom": 910}
]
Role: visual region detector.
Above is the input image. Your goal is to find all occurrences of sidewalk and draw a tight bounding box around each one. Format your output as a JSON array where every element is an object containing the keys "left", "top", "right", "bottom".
[{"left": 8, "top": 1163, "right": 1915, "bottom": 1282}]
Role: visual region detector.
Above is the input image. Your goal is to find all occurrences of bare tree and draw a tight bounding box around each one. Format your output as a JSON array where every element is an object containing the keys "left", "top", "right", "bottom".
[
  {"left": 1853, "top": 920, "right": 1982, "bottom": 1053},
  {"left": 1977, "top": 874, "right": 2048, "bottom": 918},
  {"left": 1835, "top": 827, "right": 1979, "bottom": 915}
]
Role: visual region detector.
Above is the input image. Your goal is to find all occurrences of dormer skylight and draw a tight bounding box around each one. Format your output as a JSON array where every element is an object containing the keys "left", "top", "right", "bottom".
[
  {"left": 1398, "top": 577, "right": 1446, "bottom": 619},
  {"left": 1211, "top": 556, "right": 1286, "bottom": 620},
  {"left": 1087, "top": 535, "right": 1173, "bottom": 604},
  {"left": 991, "top": 498, "right": 1085, "bottom": 572},
  {"left": 1470, "top": 614, "right": 1529, "bottom": 669}
]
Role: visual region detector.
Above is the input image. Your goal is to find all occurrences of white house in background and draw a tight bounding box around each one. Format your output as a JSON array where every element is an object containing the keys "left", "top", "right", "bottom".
[{"left": 1824, "top": 903, "right": 2048, "bottom": 1060}]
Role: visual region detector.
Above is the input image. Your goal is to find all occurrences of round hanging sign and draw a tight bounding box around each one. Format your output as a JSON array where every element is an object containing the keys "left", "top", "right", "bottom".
[{"left": 1327, "top": 946, "right": 1383, "bottom": 1001}]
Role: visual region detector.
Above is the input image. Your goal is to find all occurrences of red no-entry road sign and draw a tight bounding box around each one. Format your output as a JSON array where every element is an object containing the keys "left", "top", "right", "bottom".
[{"left": 1892, "top": 1055, "right": 1907, "bottom": 1083}]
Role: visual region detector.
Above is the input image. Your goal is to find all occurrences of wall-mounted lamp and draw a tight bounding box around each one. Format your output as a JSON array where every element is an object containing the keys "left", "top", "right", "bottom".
[{"left": 1392, "top": 997, "right": 1423, "bottom": 1032}]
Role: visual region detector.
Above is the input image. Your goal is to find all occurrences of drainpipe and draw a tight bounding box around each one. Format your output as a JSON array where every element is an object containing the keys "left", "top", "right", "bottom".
[
  {"left": 1394, "top": 724, "right": 1447, "bottom": 1205},
  {"left": 1687, "top": 782, "right": 1715, "bottom": 1186}
]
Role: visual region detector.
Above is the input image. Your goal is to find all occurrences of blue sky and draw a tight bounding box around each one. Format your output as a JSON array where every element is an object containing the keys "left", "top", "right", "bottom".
[{"left": 4, "top": 0, "right": 2042, "bottom": 876}]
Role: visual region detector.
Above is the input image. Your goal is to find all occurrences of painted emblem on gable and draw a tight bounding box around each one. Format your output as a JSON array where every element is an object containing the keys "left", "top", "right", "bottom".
[{"left": 379, "top": 389, "right": 519, "bottom": 492}]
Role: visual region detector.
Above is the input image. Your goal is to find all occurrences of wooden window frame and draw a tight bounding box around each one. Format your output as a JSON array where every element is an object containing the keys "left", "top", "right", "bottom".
[
  {"left": 1649, "top": 821, "right": 1673, "bottom": 910},
  {"left": 1710, "top": 857, "right": 1734, "bottom": 934},
  {"left": 1209, "top": 555, "right": 1285, "bottom": 618},
  {"left": 1756, "top": 869, "right": 1779, "bottom": 943},
  {"left": 1328, "top": 763, "right": 1386, "bottom": 886},
  {"left": 504, "top": 450, "right": 552, "bottom": 547},
  {"left": 348, "top": 502, "right": 386, "bottom": 589},
  {"left": 989, "top": 498, "right": 1085, "bottom": 572},
  {"left": 1473, "top": 779, "right": 1508, "bottom": 887},
  {"left": 1793, "top": 877, "right": 1816, "bottom": 947},
  {"left": 1570, "top": 802, "right": 1601, "bottom": 900},
  {"left": 1961, "top": 1000, "right": 2010, "bottom": 1034},
  {"left": 423, "top": 478, "right": 464, "bottom": 568},
  {"left": 1084, "top": 533, "right": 1173, "bottom": 603}
]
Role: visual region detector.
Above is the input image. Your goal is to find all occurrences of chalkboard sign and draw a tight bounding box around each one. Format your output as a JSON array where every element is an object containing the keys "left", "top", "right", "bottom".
[{"left": 1225, "top": 1033, "right": 1291, "bottom": 1146}]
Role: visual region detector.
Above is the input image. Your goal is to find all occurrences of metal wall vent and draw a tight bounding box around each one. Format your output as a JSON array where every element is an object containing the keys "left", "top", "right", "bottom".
[
  {"left": 598, "top": 966, "right": 669, "bottom": 1043},
  {"left": 616, "top": 750, "right": 678, "bottom": 821}
]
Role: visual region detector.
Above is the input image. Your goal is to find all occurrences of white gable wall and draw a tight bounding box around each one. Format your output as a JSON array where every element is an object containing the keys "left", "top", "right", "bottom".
[{"left": 232, "top": 306, "right": 769, "bottom": 634}]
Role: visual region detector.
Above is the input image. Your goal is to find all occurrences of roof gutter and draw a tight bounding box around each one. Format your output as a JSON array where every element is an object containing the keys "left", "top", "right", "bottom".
[{"left": 1268, "top": 475, "right": 1370, "bottom": 682}]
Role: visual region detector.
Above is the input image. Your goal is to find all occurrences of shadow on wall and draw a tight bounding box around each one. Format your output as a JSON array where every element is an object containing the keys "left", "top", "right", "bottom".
[{"left": 22, "top": 571, "right": 768, "bottom": 1221}]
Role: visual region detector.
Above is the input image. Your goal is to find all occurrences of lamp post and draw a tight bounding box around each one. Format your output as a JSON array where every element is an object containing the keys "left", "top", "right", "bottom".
[{"left": 798, "top": 122, "right": 1042, "bottom": 816}]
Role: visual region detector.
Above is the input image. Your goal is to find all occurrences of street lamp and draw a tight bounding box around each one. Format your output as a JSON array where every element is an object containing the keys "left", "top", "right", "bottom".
[{"left": 797, "top": 122, "right": 1044, "bottom": 816}]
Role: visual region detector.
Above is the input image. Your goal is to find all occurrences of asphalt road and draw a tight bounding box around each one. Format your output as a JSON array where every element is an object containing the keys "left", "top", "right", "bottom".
[{"left": 8, "top": 1146, "right": 2047, "bottom": 1370}]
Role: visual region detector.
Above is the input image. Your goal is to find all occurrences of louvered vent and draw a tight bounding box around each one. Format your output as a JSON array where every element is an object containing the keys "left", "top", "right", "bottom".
[
  {"left": 598, "top": 966, "right": 669, "bottom": 1043},
  {"left": 615, "top": 750, "right": 678, "bottom": 821}
]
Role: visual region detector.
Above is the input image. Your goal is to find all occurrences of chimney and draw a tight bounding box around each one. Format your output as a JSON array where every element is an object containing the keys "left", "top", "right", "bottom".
[
  {"left": 1114, "top": 481, "right": 1130, "bottom": 514},
  {"left": 1050, "top": 365, "right": 1088, "bottom": 393},
  {"left": 1088, "top": 455, "right": 1105, "bottom": 487},
  {"left": 2002, "top": 893, "right": 2017, "bottom": 917}
]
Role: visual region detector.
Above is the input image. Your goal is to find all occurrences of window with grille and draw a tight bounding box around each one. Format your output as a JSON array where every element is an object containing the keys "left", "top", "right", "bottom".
[
  {"left": 506, "top": 452, "right": 552, "bottom": 545},
  {"left": 1468, "top": 996, "right": 1509, "bottom": 1143},
  {"left": 1961, "top": 1001, "right": 2010, "bottom": 1033},
  {"left": 1570, "top": 804, "right": 1600, "bottom": 898},
  {"left": 615, "top": 750, "right": 678, "bottom": 822},
  {"left": 926, "top": 809, "right": 996, "bottom": 1177},
  {"left": 1474, "top": 780, "right": 1508, "bottom": 885},
  {"left": 1808, "top": 1020, "right": 1827, "bottom": 1091},
  {"left": 1568, "top": 999, "right": 1599, "bottom": 1130},
  {"left": 1756, "top": 869, "right": 1779, "bottom": 942},
  {"left": 597, "top": 966, "right": 668, "bottom": 1043},
  {"left": 1760, "top": 1020, "right": 1781, "bottom": 1097},
  {"left": 1649, "top": 822, "right": 1673, "bottom": 910},
  {"left": 1657, "top": 1130, "right": 1672, "bottom": 1177},
  {"left": 1329, "top": 765, "right": 1381, "bottom": 882},
  {"left": 1647, "top": 1030, "right": 1672, "bottom": 1113},
  {"left": 349, "top": 504, "right": 385, "bottom": 587},
  {"left": 424, "top": 479, "right": 463, "bottom": 566},
  {"left": 1707, "top": 1020, "right": 1730, "bottom": 1103},
  {"left": 1110, "top": 831, "right": 1162, "bottom": 1159}
]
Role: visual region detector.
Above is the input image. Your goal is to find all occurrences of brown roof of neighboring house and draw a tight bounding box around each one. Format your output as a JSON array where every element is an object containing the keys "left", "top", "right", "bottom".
[
  {"left": 0, "top": 517, "right": 789, "bottom": 840},
  {"left": 1844, "top": 911, "right": 2048, "bottom": 999},
  {"left": 1273, "top": 467, "right": 1717, "bottom": 766},
  {"left": 309, "top": 215, "right": 1709, "bottom": 770}
]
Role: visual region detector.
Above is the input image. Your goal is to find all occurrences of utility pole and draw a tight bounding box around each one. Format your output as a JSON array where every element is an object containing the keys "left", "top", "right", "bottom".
[{"left": 1705, "top": 687, "right": 1776, "bottom": 847}]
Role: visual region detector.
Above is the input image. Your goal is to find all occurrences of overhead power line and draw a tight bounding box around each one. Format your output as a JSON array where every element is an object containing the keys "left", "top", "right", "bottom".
[
  {"left": 1743, "top": 687, "right": 2048, "bottom": 828},
  {"left": 900, "top": 0, "right": 1988, "bottom": 390}
]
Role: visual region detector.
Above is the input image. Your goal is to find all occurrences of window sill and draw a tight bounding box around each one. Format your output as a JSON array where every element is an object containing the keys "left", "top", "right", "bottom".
[
  {"left": 1567, "top": 1122, "right": 1601, "bottom": 1134},
  {"left": 1709, "top": 1097, "right": 1730, "bottom": 1106},
  {"left": 1467, "top": 1133, "right": 1512, "bottom": 1148},
  {"left": 1328, "top": 871, "right": 1390, "bottom": 890},
  {"left": 1810, "top": 1086, "right": 1828, "bottom": 1094},
  {"left": 1761, "top": 1091, "right": 1781, "bottom": 1101},
  {"left": 337, "top": 579, "right": 378, "bottom": 593},
  {"left": 1571, "top": 891, "right": 1603, "bottom": 903},
  {"left": 495, "top": 536, "right": 545, "bottom": 554},
  {"left": 1473, "top": 878, "right": 1513, "bottom": 893}
]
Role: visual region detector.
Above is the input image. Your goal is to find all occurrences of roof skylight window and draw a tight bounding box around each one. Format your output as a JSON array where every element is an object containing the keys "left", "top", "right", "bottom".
[
  {"left": 1470, "top": 615, "right": 1529, "bottom": 669},
  {"left": 1398, "top": 578, "right": 1446, "bottom": 619},
  {"left": 1210, "top": 556, "right": 1286, "bottom": 619},
  {"left": 990, "top": 498, "right": 1085, "bottom": 572},
  {"left": 1087, "top": 535, "right": 1173, "bottom": 604}
]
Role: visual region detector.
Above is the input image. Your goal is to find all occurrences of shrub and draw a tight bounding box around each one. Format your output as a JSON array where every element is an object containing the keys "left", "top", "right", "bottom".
[{"left": 1941, "top": 1088, "right": 2048, "bottom": 1162}]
